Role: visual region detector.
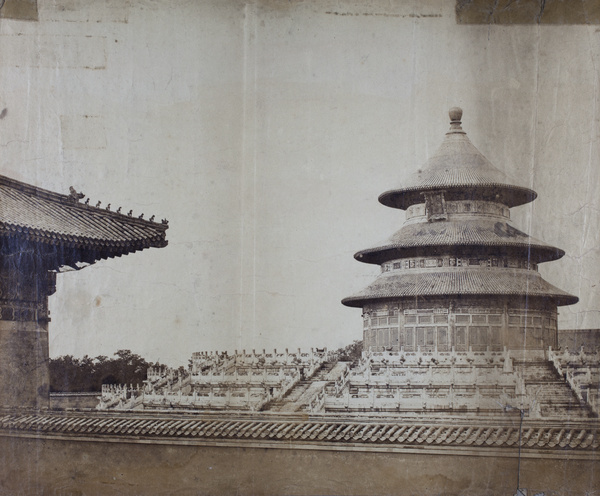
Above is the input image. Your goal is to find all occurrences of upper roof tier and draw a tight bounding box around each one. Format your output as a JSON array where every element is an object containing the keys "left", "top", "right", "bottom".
[
  {"left": 0, "top": 173, "right": 168, "bottom": 269},
  {"left": 378, "top": 108, "right": 537, "bottom": 210}
]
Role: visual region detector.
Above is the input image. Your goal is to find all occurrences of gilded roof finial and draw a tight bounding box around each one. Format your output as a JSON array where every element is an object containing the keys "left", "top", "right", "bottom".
[{"left": 448, "top": 107, "right": 464, "bottom": 133}]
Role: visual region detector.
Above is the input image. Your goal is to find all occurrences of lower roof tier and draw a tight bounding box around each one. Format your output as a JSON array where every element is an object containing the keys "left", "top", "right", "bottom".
[
  {"left": 355, "top": 218, "right": 564, "bottom": 265},
  {"left": 341, "top": 268, "right": 579, "bottom": 308}
]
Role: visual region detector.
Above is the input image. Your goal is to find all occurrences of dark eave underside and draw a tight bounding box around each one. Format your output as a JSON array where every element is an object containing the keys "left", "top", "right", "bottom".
[
  {"left": 379, "top": 184, "right": 537, "bottom": 210},
  {"left": 0, "top": 234, "right": 167, "bottom": 270}
]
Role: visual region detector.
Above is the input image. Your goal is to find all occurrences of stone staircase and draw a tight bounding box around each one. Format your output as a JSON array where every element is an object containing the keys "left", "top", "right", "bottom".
[
  {"left": 312, "top": 361, "right": 340, "bottom": 380},
  {"left": 265, "top": 380, "right": 312, "bottom": 412},
  {"left": 514, "top": 360, "right": 594, "bottom": 418},
  {"left": 263, "top": 362, "right": 340, "bottom": 412},
  {"left": 262, "top": 358, "right": 596, "bottom": 418}
]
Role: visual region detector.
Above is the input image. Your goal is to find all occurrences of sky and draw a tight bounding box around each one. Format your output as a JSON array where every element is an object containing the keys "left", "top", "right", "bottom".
[{"left": 0, "top": 0, "right": 599, "bottom": 367}]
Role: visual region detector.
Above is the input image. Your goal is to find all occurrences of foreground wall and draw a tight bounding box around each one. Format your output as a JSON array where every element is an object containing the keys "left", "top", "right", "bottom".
[
  {"left": 0, "top": 434, "right": 598, "bottom": 496},
  {"left": 0, "top": 411, "right": 599, "bottom": 495}
]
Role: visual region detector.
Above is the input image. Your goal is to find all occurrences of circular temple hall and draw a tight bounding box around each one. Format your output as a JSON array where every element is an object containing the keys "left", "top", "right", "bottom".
[{"left": 343, "top": 108, "right": 578, "bottom": 353}]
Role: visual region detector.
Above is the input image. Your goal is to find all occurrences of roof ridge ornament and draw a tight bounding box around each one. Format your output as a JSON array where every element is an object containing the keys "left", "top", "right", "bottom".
[
  {"left": 68, "top": 186, "right": 85, "bottom": 203},
  {"left": 447, "top": 107, "right": 465, "bottom": 134}
]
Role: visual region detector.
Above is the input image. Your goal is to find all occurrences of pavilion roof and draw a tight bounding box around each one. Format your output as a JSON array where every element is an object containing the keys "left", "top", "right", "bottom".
[{"left": 0, "top": 173, "right": 168, "bottom": 267}]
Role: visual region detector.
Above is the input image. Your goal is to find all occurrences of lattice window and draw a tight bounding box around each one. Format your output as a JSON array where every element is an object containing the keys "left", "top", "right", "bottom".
[
  {"left": 426, "top": 328, "right": 435, "bottom": 346},
  {"left": 438, "top": 327, "right": 448, "bottom": 345},
  {"left": 488, "top": 314, "right": 502, "bottom": 324}
]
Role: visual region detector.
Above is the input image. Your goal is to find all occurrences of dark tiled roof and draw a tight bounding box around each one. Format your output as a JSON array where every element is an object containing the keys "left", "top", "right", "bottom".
[
  {"left": 0, "top": 174, "right": 168, "bottom": 264},
  {"left": 0, "top": 411, "right": 598, "bottom": 453},
  {"left": 342, "top": 268, "right": 579, "bottom": 307},
  {"left": 379, "top": 125, "right": 537, "bottom": 210},
  {"left": 355, "top": 219, "right": 564, "bottom": 264}
]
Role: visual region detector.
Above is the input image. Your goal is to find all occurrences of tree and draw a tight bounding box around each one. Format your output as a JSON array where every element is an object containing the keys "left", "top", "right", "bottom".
[
  {"left": 49, "top": 349, "right": 156, "bottom": 392},
  {"left": 334, "top": 340, "right": 363, "bottom": 364}
]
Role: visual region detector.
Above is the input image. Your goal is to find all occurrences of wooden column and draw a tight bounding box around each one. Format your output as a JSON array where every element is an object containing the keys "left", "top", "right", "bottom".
[{"left": 0, "top": 250, "right": 54, "bottom": 410}]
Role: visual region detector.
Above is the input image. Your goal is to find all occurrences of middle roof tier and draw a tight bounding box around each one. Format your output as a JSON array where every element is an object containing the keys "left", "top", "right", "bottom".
[{"left": 355, "top": 217, "right": 565, "bottom": 265}]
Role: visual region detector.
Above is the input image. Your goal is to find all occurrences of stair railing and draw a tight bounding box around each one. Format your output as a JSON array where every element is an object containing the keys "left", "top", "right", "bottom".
[
  {"left": 309, "top": 388, "right": 326, "bottom": 413},
  {"left": 334, "top": 363, "right": 351, "bottom": 395}
]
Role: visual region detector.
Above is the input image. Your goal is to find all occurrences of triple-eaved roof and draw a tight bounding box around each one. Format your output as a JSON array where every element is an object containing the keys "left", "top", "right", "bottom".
[
  {"left": 344, "top": 107, "right": 578, "bottom": 307},
  {"left": 0, "top": 173, "right": 168, "bottom": 268}
]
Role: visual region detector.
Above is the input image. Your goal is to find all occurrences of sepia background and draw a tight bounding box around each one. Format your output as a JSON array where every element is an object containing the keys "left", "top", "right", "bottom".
[{"left": 0, "top": 0, "right": 598, "bottom": 367}]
